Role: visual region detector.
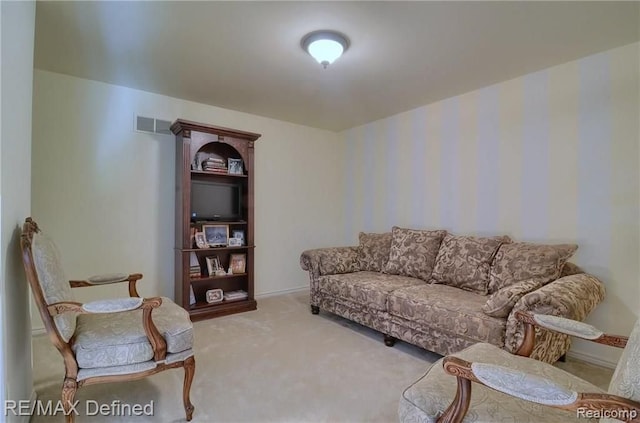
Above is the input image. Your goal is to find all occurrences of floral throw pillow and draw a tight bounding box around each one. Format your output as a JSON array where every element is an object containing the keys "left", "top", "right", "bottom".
[
  {"left": 430, "top": 234, "right": 511, "bottom": 295},
  {"left": 488, "top": 242, "right": 578, "bottom": 294},
  {"left": 482, "top": 278, "right": 548, "bottom": 318},
  {"left": 383, "top": 226, "right": 447, "bottom": 281},
  {"left": 357, "top": 232, "right": 393, "bottom": 272}
]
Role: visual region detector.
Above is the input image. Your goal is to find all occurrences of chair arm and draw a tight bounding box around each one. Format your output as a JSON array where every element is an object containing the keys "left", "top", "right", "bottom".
[
  {"left": 504, "top": 273, "right": 605, "bottom": 362},
  {"left": 438, "top": 356, "right": 640, "bottom": 423},
  {"left": 516, "top": 311, "right": 628, "bottom": 351},
  {"left": 48, "top": 296, "right": 161, "bottom": 316},
  {"left": 300, "top": 247, "right": 360, "bottom": 277},
  {"left": 69, "top": 273, "right": 143, "bottom": 297}
]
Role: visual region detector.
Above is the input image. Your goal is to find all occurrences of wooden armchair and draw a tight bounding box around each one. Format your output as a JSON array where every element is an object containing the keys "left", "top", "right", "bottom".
[
  {"left": 399, "top": 310, "right": 639, "bottom": 423},
  {"left": 21, "top": 218, "right": 196, "bottom": 422}
]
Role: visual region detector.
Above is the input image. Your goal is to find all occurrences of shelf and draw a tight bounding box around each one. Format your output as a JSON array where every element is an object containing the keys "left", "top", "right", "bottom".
[
  {"left": 191, "top": 220, "right": 247, "bottom": 225},
  {"left": 190, "top": 296, "right": 249, "bottom": 310},
  {"left": 188, "top": 298, "right": 257, "bottom": 321},
  {"left": 191, "top": 170, "right": 247, "bottom": 178},
  {"left": 182, "top": 245, "right": 255, "bottom": 253},
  {"left": 190, "top": 273, "right": 247, "bottom": 283}
]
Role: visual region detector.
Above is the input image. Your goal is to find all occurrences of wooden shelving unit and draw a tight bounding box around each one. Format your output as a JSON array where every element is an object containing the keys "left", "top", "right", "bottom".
[{"left": 171, "top": 119, "right": 261, "bottom": 321}]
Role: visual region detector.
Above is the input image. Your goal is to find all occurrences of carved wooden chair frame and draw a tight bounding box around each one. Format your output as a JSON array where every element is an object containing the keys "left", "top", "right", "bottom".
[
  {"left": 436, "top": 310, "right": 640, "bottom": 423},
  {"left": 20, "top": 218, "right": 195, "bottom": 423}
]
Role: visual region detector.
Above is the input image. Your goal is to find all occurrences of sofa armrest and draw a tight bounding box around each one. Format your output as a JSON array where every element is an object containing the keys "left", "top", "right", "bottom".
[
  {"left": 504, "top": 273, "right": 605, "bottom": 362},
  {"left": 300, "top": 247, "right": 360, "bottom": 277}
]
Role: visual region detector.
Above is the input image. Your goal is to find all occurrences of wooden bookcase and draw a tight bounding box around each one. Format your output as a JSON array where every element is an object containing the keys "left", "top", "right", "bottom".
[{"left": 170, "top": 119, "right": 261, "bottom": 321}]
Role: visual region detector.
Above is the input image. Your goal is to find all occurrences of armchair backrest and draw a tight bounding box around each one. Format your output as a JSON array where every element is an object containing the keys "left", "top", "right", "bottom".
[
  {"left": 21, "top": 218, "right": 78, "bottom": 343},
  {"left": 608, "top": 317, "right": 640, "bottom": 402}
]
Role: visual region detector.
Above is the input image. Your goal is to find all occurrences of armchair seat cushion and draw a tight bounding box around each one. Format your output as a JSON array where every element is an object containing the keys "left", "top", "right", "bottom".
[
  {"left": 399, "top": 343, "right": 603, "bottom": 423},
  {"left": 73, "top": 297, "right": 193, "bottom": 369},
  {"left": 317, "top": 271, "right": 424, "bottom": 311}
]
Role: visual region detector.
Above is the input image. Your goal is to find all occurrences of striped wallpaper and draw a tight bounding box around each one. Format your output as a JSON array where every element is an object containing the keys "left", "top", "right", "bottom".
[{"left": 341, "top": 42, "right": 639, "bottom": 366}]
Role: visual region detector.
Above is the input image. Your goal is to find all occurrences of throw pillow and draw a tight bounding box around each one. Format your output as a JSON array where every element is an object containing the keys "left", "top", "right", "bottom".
[
  {"left": 318, "top": 248, "right": 360, "bottom": 276},
  {"left": 482, "top": 278, "right": 548, "bottom": 317},
  {"left": 488, "top": 242, "right": 578, "bottom": 294},
  {"left": 560, "top": 262, "right": 583, "bottom": 277},
  {"left": 357, "top": 232, "right": 393, "bottom": 272},
  {"left": 384, "top": 226, "right": 447, "bottom": 281},
  {"left": 430, "top": 234, "right": 511, "bottom": 295}
]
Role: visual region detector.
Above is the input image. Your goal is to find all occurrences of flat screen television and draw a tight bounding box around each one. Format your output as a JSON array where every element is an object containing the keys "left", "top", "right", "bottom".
[{"left": 190, "top": 180, "right": 242, "bottom": 221}]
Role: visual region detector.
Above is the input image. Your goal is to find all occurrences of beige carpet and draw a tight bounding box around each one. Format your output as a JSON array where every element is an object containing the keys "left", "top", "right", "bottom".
[{"left": 31, "top": 291, "right": 612, "bottom": 422}]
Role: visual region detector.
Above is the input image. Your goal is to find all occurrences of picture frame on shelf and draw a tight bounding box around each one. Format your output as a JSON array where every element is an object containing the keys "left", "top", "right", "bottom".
[
  {"left": 229, "top": 253, "right": 246, "bottom": 274},
  {"left": 205, "top": 256, "right": 221, "bottom": 276},
  {"left": 203, "top": 224, "right": 229, "bottom": 247},
  {"left": 194, "top": 232, "right": 208, "bottom": 249},
  {"left": 231, "top": 230, "right": 245, "bottom": 245},
  {"left": 228, "top": 238, "right": 242, "bottom": 247},
  {"left": 205, "top": 288, "right": 224, "bottom": 304},
  {"left": 228, "top": 158, "right": 244, "bottom": 175}
]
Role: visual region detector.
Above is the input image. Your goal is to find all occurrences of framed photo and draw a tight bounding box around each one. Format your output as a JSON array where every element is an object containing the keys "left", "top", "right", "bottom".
[
  {"left": 228, "top": 237, "right": 242, "bottom": 247},
  {"left": 228, "top": 158, "right": 244, "bottom": 175},
  {"left": 231, "top": 230, "right": 245, "bottom": 246},
  {"left": 194, "top": 232, "right": 208, "bottom": 249},
  {"left": 229, "top": 253, "right": 246, "bottom": 274},
  {"left": 205, "top": 255, "right": 221, "bottom": 276},
  {"left": 203, "top": 224, "right": 229, "bottom": 247},
  {"left": 205, "top": 288, "right": 224, "bottom": 304}
]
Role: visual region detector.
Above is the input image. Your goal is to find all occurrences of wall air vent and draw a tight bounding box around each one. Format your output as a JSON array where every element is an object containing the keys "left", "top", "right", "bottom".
[{"left": 135, "top": 115, "right": 173, "bottom": 136}]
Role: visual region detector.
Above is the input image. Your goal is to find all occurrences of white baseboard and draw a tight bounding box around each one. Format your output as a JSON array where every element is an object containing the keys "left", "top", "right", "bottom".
[
  {"left": 567, "top": 350, "right": 617, "bottom": 369},
  {"left": 255, "top": 285, "right": 309, "bottom": 299},
  {"left": 31, "top": 327, "right": 46, "bottom": 336}
]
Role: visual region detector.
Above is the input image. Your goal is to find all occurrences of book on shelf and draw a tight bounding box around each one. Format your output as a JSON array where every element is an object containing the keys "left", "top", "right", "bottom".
[{"left": 223, "top": 290, "right": 248, "bottom": 301}]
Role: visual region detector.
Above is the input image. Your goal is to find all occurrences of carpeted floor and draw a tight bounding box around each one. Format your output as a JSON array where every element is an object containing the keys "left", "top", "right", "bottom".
[{"left": 31, "top": 291, "right": 613, "bottom": 422}]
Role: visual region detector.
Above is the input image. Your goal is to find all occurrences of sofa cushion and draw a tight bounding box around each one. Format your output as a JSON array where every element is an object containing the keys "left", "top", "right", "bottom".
[
  {"left": 317, "top": 271, "right": 424, "bottom": 311},
  {"left": 384, "top": 226, "right": 447, "bottom": 281},
  {"left": 488, "top": 242, "right": 577, "bottom": 294},
  {"left": 482, "top": 278, "right": 548, "bottom": 318},
  {"left": 357, "top": 232, "right": 393, "bottom": 272},
  {"left": 388, "top": 284, "right": 506, "bottom": 346},
  {"left": 430, "top": 234, "right": 511, "bottom": 295}
]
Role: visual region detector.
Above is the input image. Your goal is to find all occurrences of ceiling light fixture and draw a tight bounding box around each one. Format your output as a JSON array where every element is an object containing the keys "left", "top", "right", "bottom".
[{"left": 301, "top": 30, "right": 349, "bottom": 69}]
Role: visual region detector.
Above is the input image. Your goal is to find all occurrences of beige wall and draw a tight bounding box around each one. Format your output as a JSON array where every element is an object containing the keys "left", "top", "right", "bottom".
[
  {"left": 340, "top": 43, "right": 639, "bottom": 367},
  {"left": 1, "top": 0, "right": 35, "bottom": 419},
  {"left": 31, "top": 70, "right": 345, "bottom": 330}
]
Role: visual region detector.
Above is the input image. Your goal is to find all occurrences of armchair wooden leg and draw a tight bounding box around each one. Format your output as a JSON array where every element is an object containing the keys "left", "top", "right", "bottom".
[
  {"left": 62, "top": 377, "right": 78, "bottom": 423},
  {"left": 311, "top": 305, "right": 320, "bottom": 314},
  {"left": 436, "top": 376, "right": 472, "bottom": 423},
  {"left": 183, "top": 356, "right": 195, "bottom": 421}
]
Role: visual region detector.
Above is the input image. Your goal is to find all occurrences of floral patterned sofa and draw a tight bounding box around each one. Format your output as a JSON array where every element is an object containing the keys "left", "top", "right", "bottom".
[{"left": 300, "top": 226, "right": 606, "bottom": 363}]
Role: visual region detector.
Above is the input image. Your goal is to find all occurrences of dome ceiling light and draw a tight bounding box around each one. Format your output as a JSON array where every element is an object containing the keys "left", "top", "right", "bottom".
[{"left": 301, "top": 30, "right": 349, "bottom": 69}]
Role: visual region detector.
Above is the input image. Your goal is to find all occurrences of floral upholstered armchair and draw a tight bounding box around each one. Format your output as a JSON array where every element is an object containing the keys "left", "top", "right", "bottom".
[
  {"left": 400, "top": 310, "right": 640, "bottom": 423},
  {"left": 20, "top": 218, "right": 196, "bottom": 423}
]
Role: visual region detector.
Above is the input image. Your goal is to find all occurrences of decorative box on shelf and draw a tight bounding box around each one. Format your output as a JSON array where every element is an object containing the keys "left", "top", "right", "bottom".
[{"left": 206, "top": 289, "right": 224, "bottom": 304}]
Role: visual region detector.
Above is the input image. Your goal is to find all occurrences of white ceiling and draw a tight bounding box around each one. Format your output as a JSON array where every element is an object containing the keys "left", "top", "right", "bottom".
[{"left": 34, "top": 1, "right": 639, "bottom": 132}]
